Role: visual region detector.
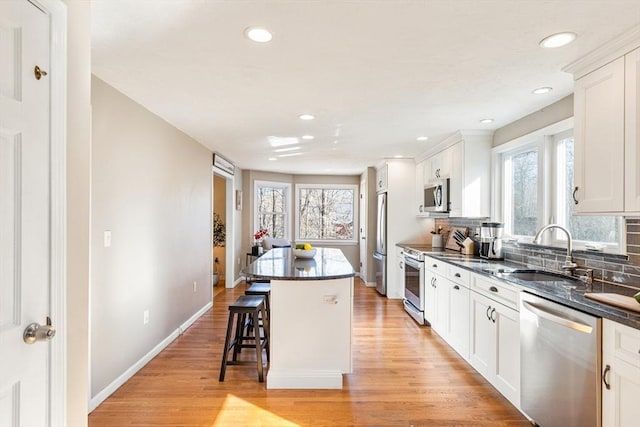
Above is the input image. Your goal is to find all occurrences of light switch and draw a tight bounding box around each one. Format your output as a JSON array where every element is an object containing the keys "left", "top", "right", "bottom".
[{"left": 104, "top": 230, "right": 112, "bottom": 248}]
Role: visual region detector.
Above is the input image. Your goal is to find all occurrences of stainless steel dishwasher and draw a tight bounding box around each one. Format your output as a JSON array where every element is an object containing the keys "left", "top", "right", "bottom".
[{"left": 520, "top": 292, "right": 601, "bottom": 427}]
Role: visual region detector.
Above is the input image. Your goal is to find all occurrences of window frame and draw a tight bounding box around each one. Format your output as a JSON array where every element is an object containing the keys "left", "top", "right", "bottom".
[
  {"left": 253, "top": 180, "right": 291, "bottom": 241},
  {"left": 492, "top": 119, "right": 624, "bottom": 253},
  {"left": 294, "top": 183, "right": 359, "bottom": 245}
]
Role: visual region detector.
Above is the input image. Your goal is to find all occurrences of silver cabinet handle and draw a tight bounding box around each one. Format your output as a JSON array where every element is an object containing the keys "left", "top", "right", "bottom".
[{"left": 603, "top": 364, "right": 611, "bottom": 390}]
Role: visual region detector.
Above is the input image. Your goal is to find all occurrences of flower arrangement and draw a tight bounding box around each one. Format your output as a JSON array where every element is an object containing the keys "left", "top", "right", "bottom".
[{"left": 254, "top": 228, "right": 269, "bottom": 242}]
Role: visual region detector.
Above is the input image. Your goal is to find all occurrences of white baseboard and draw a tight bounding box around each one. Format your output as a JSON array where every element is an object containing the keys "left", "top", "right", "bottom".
[
  {"left": 89, "top": 301, "right": 213, "bottom": 412},
  {"left": 266, "top": 369, "right": 343, "bottom": 389}
]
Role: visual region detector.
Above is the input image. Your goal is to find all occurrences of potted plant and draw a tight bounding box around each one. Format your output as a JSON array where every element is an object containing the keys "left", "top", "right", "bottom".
[{"left": 212, "top": 213, "right": 226, "bottom": 286}]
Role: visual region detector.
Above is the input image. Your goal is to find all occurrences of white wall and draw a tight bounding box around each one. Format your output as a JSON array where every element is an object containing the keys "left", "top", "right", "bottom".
[
  {"left": 90, "top": 77, "right": 212, "bottom": 401},
  {"left": 65, "top": 1, "right": 91, "bottom": 425}
]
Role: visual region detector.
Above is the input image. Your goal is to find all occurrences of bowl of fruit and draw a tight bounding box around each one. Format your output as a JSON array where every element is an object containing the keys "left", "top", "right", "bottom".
[{"left": 294, "top": 243, "right": 317, "bottom": 259}]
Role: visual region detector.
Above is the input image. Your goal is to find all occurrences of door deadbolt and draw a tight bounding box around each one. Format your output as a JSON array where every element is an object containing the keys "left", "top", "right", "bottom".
[
  {"left": 34, "top": 65, "right": 48, "bottom": 80},
  {"left": 23, "top": 316, "right": 56, "bottom": 344}
]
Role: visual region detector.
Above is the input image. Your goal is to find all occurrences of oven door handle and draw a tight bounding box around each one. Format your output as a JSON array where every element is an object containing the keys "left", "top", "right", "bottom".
[{"left": 403, "top": 257, "right": 423, "bottom": 270}]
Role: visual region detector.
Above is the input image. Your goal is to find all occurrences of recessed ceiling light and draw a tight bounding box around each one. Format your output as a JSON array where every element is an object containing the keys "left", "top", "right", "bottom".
[
  {"left": 245, "top": 27, "right": 273, "bottom": 43},
  {"left": 268, "top": 157, "right": 277, "bottom": 161},
  {"left": 299, "top": 114, "right": 315, "bottom": 120},
  {"left": 539, "top": 32, "right": 577, "bottom": 48},
  {"left": 416, "top": 136, "right": 429, "bottom": 141},
  {"left": 532, "top": 87, "right": 553, "bottom": 95},
  {"left": 301, "top": 135, "right": 314, "bottom": 140},
  {"left": 275, "top": 146, "right": 301, "bottom": 153},
  {"left": 480, "top": 118, "right": 494, "bottom": 124}
]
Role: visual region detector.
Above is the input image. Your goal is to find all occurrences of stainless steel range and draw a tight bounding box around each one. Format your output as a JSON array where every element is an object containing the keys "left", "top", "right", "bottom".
[{"left": 402, "top": 247, "right": 425, "bottom": 324}]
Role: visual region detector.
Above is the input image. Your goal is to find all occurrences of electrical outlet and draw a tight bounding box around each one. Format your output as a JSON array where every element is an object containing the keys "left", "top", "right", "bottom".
[
  {"left": 143, "top": 310, "right": 149, "bottom": 324},
  {"left": 237, "top": 257, "right": 241, "bottom": 265},
  {"left": 104, "top": 230, "right": 111, "bottom": 248},
  {"left": 193, "top": 281, "right": 197, "bottom": 293}
]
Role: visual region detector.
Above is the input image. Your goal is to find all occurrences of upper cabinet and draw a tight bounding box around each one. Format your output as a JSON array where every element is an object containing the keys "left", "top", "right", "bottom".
[
  {"left": 375, "top": 163, "right": 388, "bottom": 193},
  {"left": 567, "top": 28, "right": 640, "bottom": 215},
  {"left": 416, "top": 131, "right": 492, "bottom": 217}
]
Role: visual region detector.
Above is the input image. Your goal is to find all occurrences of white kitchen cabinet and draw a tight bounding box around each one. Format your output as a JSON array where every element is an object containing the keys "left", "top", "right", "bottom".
[
  {"left": 417, "top": 131, "right": 491, "bottom": 217},
  {"left": 625, "top": 48, "right": 640, "bottom": 212},
  {"left": 423, "top": 258, "right": 470, "bottom": 360},
  {"left": 375, "top": 163, "right": 388, "bottom": 193},
  {"left": 415, "top": 160, "right": 427, "bottom": 216},
  {"left": 572, "top": 46, "right": 640, "bottom": 214},
  {"left": 469, "top": 288, "right": 520, "bottom": 407},
  {"left": 573, "top": 56, "right": 626, "bottom": 213},
  {"left": 378, "top": 160, "right": 420, "bottom": 299},
  {"left": 424, "top": 146, "right": 453, "bottom": 183},
  {"left": 602, "top": 319, "right": 640, "bottom": 427}
]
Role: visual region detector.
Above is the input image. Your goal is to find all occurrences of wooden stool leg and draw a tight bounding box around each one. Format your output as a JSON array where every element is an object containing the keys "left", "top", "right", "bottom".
[
  {"left": 219, "top": 310, "right": 235, "bottom": 382},
  {"left": 261, "top": 303, "right": 270, "bottom": 361},
  {"left": 254, "top": 307, "right": 264, "bottom": 382},
  {"left": 232, "top": 312, "right": 245, "bottom": 361}
]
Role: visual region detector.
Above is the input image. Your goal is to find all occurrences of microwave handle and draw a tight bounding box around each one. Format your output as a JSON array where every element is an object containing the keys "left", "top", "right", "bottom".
[{"left": 434, "top": 185, "right": 442, "bottom": 207}]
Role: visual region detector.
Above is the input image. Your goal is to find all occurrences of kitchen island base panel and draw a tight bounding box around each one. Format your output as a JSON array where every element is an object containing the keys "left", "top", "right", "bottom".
[
  {"left": 267, "top": 278, "right": 353, "bottom": 389},
  {"left": 267, "top": 369, "right": 344, "bottom": 389}
]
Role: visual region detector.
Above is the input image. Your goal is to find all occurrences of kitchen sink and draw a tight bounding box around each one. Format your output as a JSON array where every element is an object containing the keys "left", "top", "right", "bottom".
[{"left": 500, "top": 269, "right": 580, "bottom": 284}]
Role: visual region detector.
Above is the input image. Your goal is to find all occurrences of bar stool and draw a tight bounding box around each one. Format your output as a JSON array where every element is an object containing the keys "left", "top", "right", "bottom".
[
  {"left": 219, "top": 295, "right": 270, "bottom": 382},
  {"left": 245, "top": 282, "right": 271, "bottom": 316}
]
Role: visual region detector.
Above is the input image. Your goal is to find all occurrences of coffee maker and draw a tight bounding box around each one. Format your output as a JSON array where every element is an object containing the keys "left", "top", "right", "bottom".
[{"left": 479, "top": 222, "right": 504, "bottom": 260}]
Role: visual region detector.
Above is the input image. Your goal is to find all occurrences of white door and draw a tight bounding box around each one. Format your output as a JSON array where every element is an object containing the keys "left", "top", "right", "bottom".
[{"left": 0, "top": 1, "right": 53, "bottom": 426}]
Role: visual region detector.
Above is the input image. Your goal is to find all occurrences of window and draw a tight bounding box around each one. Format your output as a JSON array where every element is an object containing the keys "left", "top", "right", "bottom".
[
  {"left": 496, "top": 125, "right": 622, "bottom": 251},
  {"left": 254, "top": 181, "right": 290, "bottom": 239},
  {"left": 295, "top": 184, "right": 357, "bottom": 243}
]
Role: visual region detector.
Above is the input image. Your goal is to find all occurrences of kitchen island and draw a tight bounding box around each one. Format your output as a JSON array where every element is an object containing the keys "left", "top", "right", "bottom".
[{"left": 243, "top": 247, "right": 356, "bottom": 389}]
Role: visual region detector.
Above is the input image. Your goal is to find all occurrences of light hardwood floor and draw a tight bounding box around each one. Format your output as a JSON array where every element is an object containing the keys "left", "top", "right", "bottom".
[{"left": 88, "top": 280, "right": 529, "bottom": 426}]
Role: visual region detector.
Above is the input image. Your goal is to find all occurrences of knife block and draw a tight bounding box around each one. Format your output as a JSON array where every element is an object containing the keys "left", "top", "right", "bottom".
[{"left": 445, "top": 227, "right": 468, "bottom": 251}]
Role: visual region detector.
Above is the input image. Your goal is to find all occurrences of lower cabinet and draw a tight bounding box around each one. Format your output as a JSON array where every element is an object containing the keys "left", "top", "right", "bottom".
[
  {"left": 440, "top": 277, "right": 470, "bottom": 360},
  {"left": 602, "top": 319, "right": 640, "bottom": 427},
  {"left": 469, "top": 290, "right": 520, "bottom": 407}
]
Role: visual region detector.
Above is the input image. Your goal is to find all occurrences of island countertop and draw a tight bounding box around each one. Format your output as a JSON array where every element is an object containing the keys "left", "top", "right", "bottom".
[{"left": 242, "top": 247, "right": 355, "bottom": 281}]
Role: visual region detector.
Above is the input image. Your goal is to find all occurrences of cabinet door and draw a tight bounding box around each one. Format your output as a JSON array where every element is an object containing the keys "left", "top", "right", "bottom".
[
  {"left": 433, "top": 273, "right": 449, "bottom": 335},
  {"left": 415, "top": 160, "right": 426, "bottom": 215},
  {"left": 492, "top": 303, "right": 520, "bottom": 407},
  {"left": 574, "top": 56, "right": 625, "bottom": 213},
  {"left": 447, "top": 281, "right": 470, "bottom": 360},
  {"left": 437, "top": 146, "right": 453, "bottom": 179},
  {"left": 376, "top": 164, "right": 388, "bottom": 193},
  {"left": 602, "top": 357, "right": 640, "bottom": 427},
  {"left": 448, "top": 142, "right": 463, "bottom": 216},
  {"left": 424, "top": 269, "right": 437, "bottom": 326},
  {"left": 469, "top": 291, "right": 494, "bottom": 379},
  {"left": 625, "top": 48, "right": 640, "bottom": 212}
]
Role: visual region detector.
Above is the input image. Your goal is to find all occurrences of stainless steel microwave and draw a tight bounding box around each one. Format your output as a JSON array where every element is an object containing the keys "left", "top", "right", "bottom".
[{"left": 423, "top": 179, "right": 449, "bottom": 212}]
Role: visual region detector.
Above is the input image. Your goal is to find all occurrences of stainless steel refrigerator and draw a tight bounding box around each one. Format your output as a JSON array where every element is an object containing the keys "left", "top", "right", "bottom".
[{"left": 373, "top": 192, "right": 387, "bottom": 295}]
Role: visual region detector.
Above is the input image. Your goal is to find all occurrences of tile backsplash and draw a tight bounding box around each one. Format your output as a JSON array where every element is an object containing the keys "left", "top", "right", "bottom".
[{"left": 435, "top": 218, "right": 640, "bottom": 292}]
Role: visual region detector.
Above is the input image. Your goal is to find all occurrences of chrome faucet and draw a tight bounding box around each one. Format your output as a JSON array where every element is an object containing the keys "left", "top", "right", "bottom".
[{"left": 532, "top": 224, "right": 578, "bottom": 274}]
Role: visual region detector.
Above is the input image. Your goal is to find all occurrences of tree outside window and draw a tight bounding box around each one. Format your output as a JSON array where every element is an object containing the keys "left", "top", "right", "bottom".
[
  {"left": 296, "top": 185, "right": 356, "bottom": 242},
  {"left": 255, "top": 182, "right": 289, "bottom": 239}
]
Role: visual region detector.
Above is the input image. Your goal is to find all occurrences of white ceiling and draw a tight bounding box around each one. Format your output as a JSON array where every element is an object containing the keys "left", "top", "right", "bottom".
[{"left": 91, "top": 0, "right": 640, "bottom": 175}]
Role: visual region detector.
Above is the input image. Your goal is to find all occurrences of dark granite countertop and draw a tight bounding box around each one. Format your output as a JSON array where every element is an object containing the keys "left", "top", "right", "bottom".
[
  {"left": 242, "top": 247, "right": 356, "bottom": 281},
  {"left": 397, "top": 243, "right": 640, "bottom": 330}
]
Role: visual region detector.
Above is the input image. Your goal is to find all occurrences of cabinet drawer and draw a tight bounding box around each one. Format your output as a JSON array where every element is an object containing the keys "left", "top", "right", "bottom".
[
  {"left": 447, "top": 265, "right": 470, "bottom": 287},
  {"left": 604, "top": 319, "right": 640, "bottom": 367},
  {"left": 424, "top": 257, "right": 446, "bottom": 272},
  {"left": 471, "top": 275, "right": 519, "bottom": 310}
]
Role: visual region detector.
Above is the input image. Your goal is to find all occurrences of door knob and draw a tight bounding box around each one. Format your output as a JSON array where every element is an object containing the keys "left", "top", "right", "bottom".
[{"left": 23, "top": 317, "right": 56, "bottom": 344}]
